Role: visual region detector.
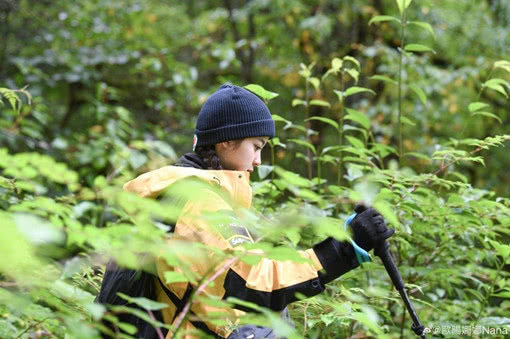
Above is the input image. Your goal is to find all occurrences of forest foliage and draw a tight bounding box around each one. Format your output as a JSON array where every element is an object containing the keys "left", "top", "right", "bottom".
[{"left": 1, "top": 0, "right": 510, "bottom": 338}]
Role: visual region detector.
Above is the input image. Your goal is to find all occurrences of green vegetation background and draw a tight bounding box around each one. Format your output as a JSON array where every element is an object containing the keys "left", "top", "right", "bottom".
[{"left": 0, "top": 0, "right": 509, "bottom": 338}]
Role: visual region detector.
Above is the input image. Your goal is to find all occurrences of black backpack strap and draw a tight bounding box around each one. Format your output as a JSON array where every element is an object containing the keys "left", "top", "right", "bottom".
[{"left": 158, "top": 278, "right": 222, "bottom": 338}]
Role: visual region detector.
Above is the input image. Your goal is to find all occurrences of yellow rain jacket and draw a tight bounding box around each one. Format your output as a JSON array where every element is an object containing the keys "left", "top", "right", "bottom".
[{"left": 123, "top": 157, "right": 359, "bottom": 338}]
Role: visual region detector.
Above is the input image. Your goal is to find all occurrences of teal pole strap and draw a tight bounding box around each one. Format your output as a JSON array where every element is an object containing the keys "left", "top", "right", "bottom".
[{"left": 345, "top": 213, "right": 371, "bottom": 265}]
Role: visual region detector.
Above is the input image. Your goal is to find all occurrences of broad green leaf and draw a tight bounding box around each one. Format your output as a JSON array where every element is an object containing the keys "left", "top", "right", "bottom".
[
  {"left": 404, "top": 44, "right": 436, "bottom": 54},
  {"left": 369, "top": 75, "right": 398, "bottom": 85},
  {"left": 368, "top": 15, "right": 401, "bottom": 26},
  {"left": 292, "top": 99, "right": 306, "bottom": 107},
  {"left": 257, "top": 165, "right": 274, "bottom": 180},
  {"left": 308, "top": 77, "right": 320, "bottom": 90},
  {"left": 408, "top": 21, "right": 435, "bottom": 38},
  {"left": 489, "top": 240, "right": 510, "bottom": 257},
  {"left": 306, "top": 116, "right": 339, "bottom": 130},
  {"left": 401, "top": 116, "right": 416, "bottom": 126},
  {"left": 344, "top": 86, "right": 376, "bottom": 97},
  {"left": 494, "top": 60, "right": 510, "bottom": 73},
  {"left": 309, "top": 99, "right": 331, "bottom": 107},
  {"left": 272, "top": 114, "right": 291, "bottom": 124},
  {"left": 345, "top": 136, "right": 364, "bottom": 149},
  {"left": 334, "top": 89, "right": 344, "bottom": 102},
  {"left": 346, "top": 68, "right": 359, "bottom": 83},
  {"left": 164, "top": 271, "right": 189, "bottom": 284},
  {"left": 468, "top": 102, "right": 490, "bottom": 112},
  {"left": 343, "top": 56, "right": 361, "bottom": 70},
  {"left": 471, "top": 111, "right": 502, "bottom": 123},
  {"left": 373, "top": 200, "right": 400, "bottom": 228},
  {"left": 405, "top": 152, "right": 430, "bottom": 161},
  {"left": 117, "top": 293, "right": 169, "bottom": 311},
  {"left": 331, "top": 57, "right": 343, "bottom": 71},
  {"left": 409, "top": 84, "right": 427, "bottom": 104},
  {"left": 492, "top": 291, "right": 510, "bottom": 298},
  {"left": 274, "top": 167, "right": 312, "bottom": 187},
  {"left": 345, "top": 108, "right": 370, "bottom": 129},
  {"left": 396, "top": 0, "right": 412, "bottom": 14},
  {"left": 117, "top": 322, "right": 137, "bottom": 335},
  {"left": 482, "top": 78, "right": 509, "bottom": 98},
  {"left": 288, "top": 138, "right": 316, "bottom": 154},
  {"left": 244, "top": 84, "right": 279, "bottom": 101}
]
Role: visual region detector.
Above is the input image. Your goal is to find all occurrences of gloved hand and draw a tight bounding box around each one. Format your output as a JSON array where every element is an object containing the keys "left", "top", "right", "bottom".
[{"left": 350, "top": 204, "right": 394, "bottom": 252}]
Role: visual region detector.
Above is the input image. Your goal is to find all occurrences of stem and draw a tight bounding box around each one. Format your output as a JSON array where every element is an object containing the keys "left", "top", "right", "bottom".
[
  {"left": 460, "top": 68, "right": 494, "bottom": 137},
  {"left": 475, "top": 258, "right": 504, "bottom": 322},
  {"left": 270, "top": 142, "right": 276, "bottom": 181},
  {"left": 337, "top": 72, "right": 345, "bottom": 186},
  {"left": 305, "top": 80, "right": 313, "bottom": 179},
  {"left": 398, "top": 10, "right": 407, "bottom": 166},
  {"left": 169, "top": 257, "right": 238, "bottom": 338},
  {"left": 147, "top": 310, "right": 165, "bottom": 339}
]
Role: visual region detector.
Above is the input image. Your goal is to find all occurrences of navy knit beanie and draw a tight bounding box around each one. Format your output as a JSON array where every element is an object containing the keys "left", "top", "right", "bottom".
[{"left": 193, "top": 84, "right": 275, "bottom": 149}]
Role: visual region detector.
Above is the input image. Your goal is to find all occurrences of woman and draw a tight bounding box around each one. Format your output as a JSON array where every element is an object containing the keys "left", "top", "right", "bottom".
[{"left": 121, "top": 84, "right": 393, "bottom": 338}]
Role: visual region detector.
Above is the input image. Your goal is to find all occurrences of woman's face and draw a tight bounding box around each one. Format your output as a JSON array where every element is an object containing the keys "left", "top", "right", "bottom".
[{"left": 215, "top": 137, "right": 269, "bottom": 172}]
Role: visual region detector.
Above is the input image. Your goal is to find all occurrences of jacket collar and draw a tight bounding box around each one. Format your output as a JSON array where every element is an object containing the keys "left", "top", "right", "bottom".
[{"left": 123, "top": 164, "right": 252, "bottom": 209}]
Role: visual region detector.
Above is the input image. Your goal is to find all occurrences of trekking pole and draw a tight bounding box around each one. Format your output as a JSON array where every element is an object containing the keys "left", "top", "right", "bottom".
[{"left": 375, "top": 240, "right": 427, "bottom": 339}]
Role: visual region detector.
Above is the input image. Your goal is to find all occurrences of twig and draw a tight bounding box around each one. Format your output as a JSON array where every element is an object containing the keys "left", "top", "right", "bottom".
[
  {"left": 169, "top": 257, "right": 239, "bottom": 337},
  {"left": 147, "top": 309, "right": 165, "bottom": 339}
]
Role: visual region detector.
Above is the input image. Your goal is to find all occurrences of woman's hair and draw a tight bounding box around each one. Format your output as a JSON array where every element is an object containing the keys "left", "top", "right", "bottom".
[{"left": 194, "top": 145, "right": 223, "bottom": 170}]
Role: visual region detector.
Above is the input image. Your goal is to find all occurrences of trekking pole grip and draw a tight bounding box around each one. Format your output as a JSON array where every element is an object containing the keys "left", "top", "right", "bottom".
[{"left": 375, "top": 240, "right": 427, "bottom": 339}]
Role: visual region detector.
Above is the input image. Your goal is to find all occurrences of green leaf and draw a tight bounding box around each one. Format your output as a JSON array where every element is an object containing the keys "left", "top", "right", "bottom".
[
  {"left": 345, "top": 136, "right": 364, "bottom": 149},
  {"left": 345, "top": 108, "right": 370, "bottom": 129},
  {"left": 409, "top": 84, "right": 427, "bottom": 104},
  {"left": 346, "top": 68, "right": 359, "bottom": 83},
  {"left": 274, "top": 167, "right": 312, "bottom": 187},
  {"left": 117, "top": 322, "right": 137, "bottom": 335},
  {"left": 471, "top": 111, "right": 502, "bottom": 123},
  {"left": 492, "top": 291, "right": 510, "bottom": 298},
  {"left": 257, "top": 165, "right": 274, "bottom": 180},
  {"left": 373, "top": 200, "right": 400, "bottom": 228},
  {"left": 271, "top": 114, "right": 291, "bottom": 125},
  {"left": 331, "top": 57, "right": 343, "bottom": 71},
  {"left": 164, "top": 271, "right": 189, "bottom": 284},
  {"left": 489, "top": 240, "right": 510, "bottom": 257},
  {"left": 334, "top": 89, "right": 344, "bottom": 102},
  {"left": 401, "top": 116, "right": 416, "bottom": 126},
  {"left": 292, "top": 99, "right": 306, "bottom": 107},
  {"left": 309, "top": 99, "right": 331, "bottom": 108},
  {"left": 368, "top": 15, "right": 401, "bottom": 26},
  {"left": 405, "top": 152, "right": 430, "bottom": 161},
  {"left": 308, "top": 77, "right": 320, "bottom": 90},
  {"left": 344, "top": 86, "right": 376, "bottom": 97},
  {"left": 468, "top": 102, "right": 490, "bottom": 112},
  {"left": 343, "top": 56, "right": 361, "bottom": 70},
  {"left": 494, "top": 60, "right": 510, "bottom": 73},
  {"left": 117, "top": 293, "right": 169, "bottom": 311},
  {"left": 408, "top": 21, "right": 435, "bottom": 38},
  {"left": 396, "top": 0, "right": 412, "bottom": 14},
  {"left": 404, "top": 44, "right": 436, "bottom": 54},
  {"left": 288, "top": 138, "right": 316, "bottom": 154},
  {"left": 244, "top": 84, "right": 279, "bottom": 101},
  {"left": 306, "top": 116, "right": 339, "bottom": 130},
  {"left": 369, "top": 75, "right": 398, "bottom": 85},
  {"left": 482, "top": 78, "right": 509, "bottom": 98}
]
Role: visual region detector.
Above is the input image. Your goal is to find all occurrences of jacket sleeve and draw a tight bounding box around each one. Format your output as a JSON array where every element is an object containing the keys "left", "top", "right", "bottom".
[{"left": 163, "top": 189, "right": 359, "bottom": 312}]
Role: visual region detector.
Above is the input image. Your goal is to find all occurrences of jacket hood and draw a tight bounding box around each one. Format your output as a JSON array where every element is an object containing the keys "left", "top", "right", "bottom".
[{"left": 123, "top": 163, "right": 252, "bottom": 209}]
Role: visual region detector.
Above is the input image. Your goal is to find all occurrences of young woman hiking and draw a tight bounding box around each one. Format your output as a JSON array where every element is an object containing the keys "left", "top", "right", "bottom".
[{"left": 103, "top": 84, "right": 394, "bottom": 338}]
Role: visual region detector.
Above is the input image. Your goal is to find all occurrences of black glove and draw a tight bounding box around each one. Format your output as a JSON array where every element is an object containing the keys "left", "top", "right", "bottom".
[{"left": 350, "top": 204, "right": 394, "bottom": 252}]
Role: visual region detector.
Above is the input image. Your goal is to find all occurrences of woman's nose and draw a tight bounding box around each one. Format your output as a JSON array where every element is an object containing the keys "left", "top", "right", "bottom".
[{"left": 253, "top": 153, "right": 261, "bottom": 167}]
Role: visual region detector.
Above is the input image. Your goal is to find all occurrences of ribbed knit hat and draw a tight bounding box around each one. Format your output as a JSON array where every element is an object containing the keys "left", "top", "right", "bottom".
[{"left": 193, "top": 84, "right": 275, "bottom": 149}]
